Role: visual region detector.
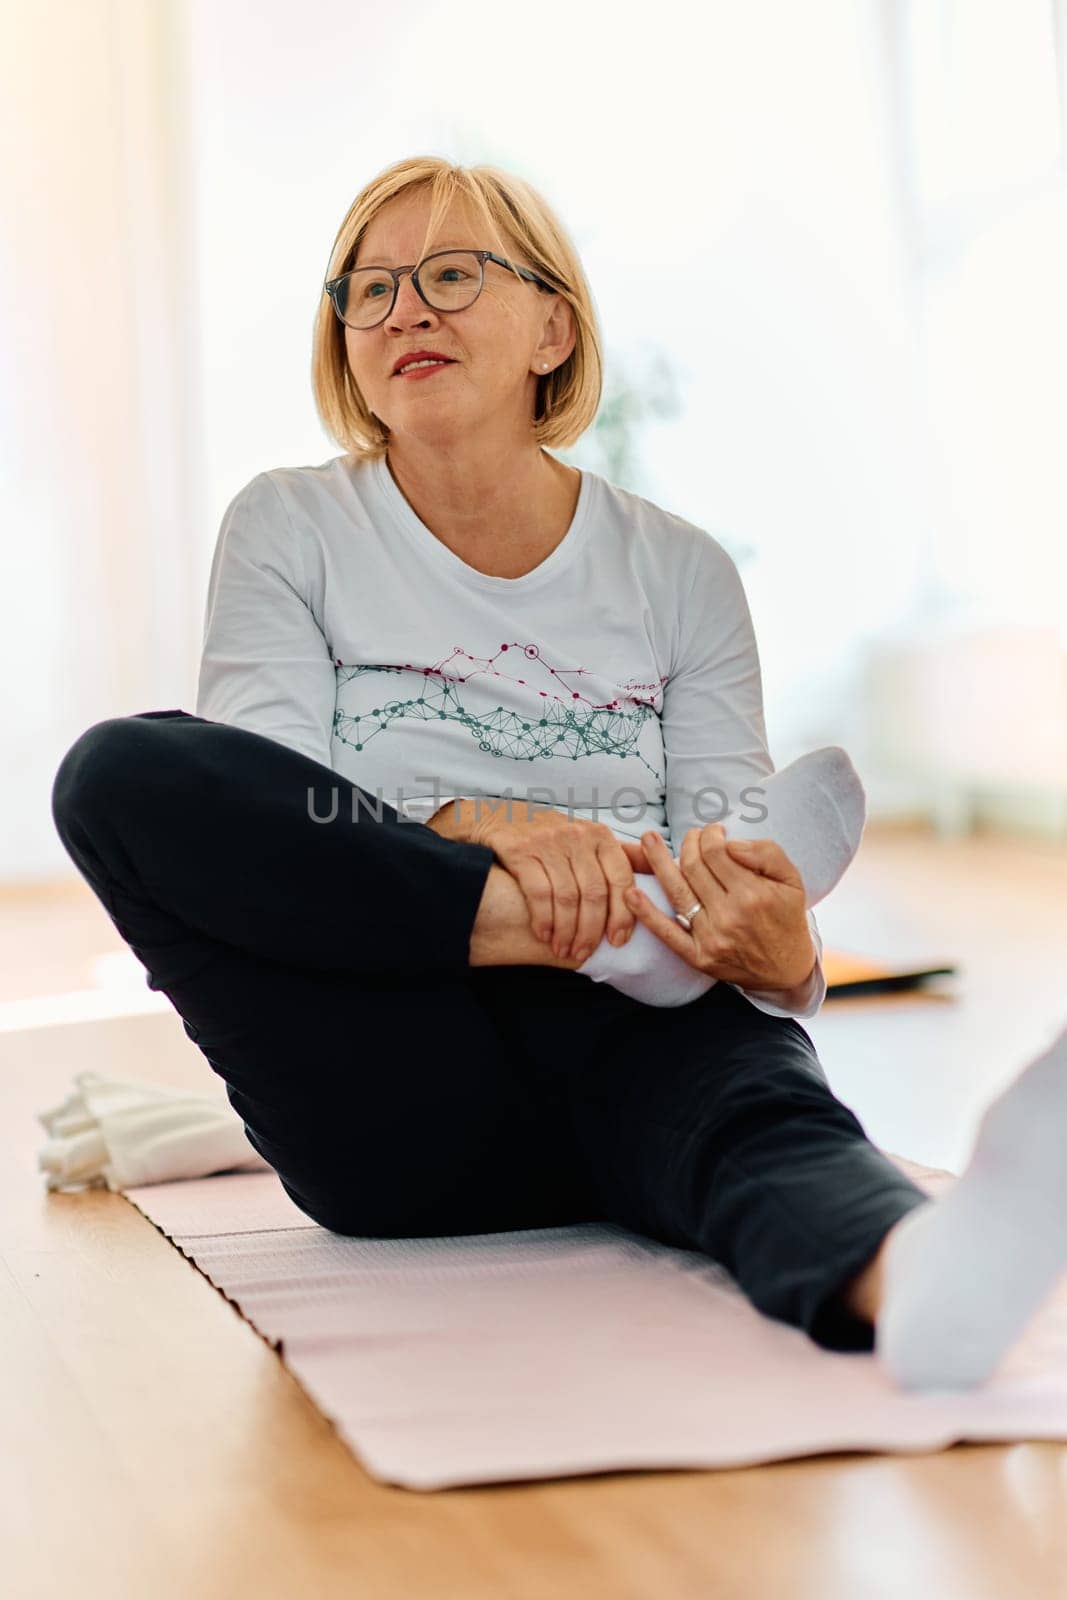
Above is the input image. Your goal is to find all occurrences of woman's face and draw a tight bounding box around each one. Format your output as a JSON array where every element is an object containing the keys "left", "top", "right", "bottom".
[{"left": 342, "top": 189, "right": 573, "bottom": 452}]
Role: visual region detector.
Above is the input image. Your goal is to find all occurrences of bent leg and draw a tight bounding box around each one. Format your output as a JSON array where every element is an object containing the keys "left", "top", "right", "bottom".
[
  {"left": 50, "top": 710, "right": 496, "bottom": 984},
  {"left": 49, "top": 713, "right": 595, "bottom": 1235},
  {"left": 558, "top": 980, "right": 931, "bottom": 1351}
]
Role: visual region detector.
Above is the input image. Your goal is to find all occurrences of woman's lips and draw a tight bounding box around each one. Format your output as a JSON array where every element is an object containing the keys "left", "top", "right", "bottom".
[{"left": 395, "top": 360, "right": 456, "bottom": 381}]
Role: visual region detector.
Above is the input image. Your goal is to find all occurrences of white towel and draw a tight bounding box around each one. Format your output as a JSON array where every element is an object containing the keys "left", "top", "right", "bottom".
[{"left": 37, "top": 1071, "right": 272, "bottom": 1191}]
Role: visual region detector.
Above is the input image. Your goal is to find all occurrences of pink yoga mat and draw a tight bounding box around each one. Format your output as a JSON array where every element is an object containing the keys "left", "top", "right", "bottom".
[{"left": 125, "top": 1157, "right": 1067, "bottom": 1491}]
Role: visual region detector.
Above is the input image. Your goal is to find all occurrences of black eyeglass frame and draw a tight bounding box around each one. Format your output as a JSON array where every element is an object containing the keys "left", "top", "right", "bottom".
[{"left": 323, "top": 249, "right": 558, "bottom": 330}]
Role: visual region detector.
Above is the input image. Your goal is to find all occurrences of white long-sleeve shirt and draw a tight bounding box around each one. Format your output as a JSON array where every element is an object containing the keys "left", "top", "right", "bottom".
[{"left": 196, "top": 452, "right": 826, "bottom": 1018}]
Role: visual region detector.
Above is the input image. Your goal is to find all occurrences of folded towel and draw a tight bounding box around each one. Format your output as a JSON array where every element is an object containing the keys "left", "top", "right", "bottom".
[{"left": 37, "top": 1071, "right": 272, "bottom": 1191}]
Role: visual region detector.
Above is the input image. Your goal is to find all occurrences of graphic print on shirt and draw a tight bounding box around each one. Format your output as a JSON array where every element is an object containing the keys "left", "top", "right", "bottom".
[{"left": 332, "top": 642, "right": 669, "bottom": 790}]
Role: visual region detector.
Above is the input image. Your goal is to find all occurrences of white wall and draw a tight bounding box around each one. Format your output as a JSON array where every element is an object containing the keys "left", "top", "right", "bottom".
[
  {"left": 7, "top": 0, "right": 1066, "bottom": 881},
  {"left": 179, "top": 0, "right": 933, "bottom": 772},
  {"left": 1, "top": 0, "right": 205, "bottom": 881}
]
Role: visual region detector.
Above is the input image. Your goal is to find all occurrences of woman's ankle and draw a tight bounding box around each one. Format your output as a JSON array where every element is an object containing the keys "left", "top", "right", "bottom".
[
  {"left": 468, "top": 866, "right": 584, "bottom": 970},
  {"left": 837, "top": 1218, "right": 910, "bottom": 1325}
]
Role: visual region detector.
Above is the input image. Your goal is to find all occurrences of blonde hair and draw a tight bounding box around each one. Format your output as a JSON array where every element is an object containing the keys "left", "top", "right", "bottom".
[{"left": 311, "top": 156, "right": 603, "bottom": 460}]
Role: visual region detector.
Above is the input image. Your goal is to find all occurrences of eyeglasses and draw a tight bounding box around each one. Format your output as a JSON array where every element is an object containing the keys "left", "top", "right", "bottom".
[{"left": 323, "top": 249, "right": 557, "bottom": 330}]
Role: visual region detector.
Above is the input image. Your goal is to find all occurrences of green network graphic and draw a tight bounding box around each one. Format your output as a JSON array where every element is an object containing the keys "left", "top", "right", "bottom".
[{"left": 332, "top": 643, "right": 667, "bottom": 785}]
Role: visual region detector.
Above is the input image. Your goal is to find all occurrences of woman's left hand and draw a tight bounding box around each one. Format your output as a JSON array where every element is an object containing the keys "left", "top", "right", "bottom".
[{"left": 625, "top": 824, "right": 817, "bottom": 991}]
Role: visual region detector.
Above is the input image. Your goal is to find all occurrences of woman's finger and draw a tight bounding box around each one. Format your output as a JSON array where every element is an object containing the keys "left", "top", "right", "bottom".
[
  {"left": 674, "top": 825, "right": 731, "bottom": 902},
  {"left": 616, "top": 837, "right": 653, "bottom": 877},
  {"left": 623, "top": 874, "right": 699, "bottom": 964},
  {"left": 597, "top": 837, "right": 639, "bottom": 948},
  {"left": 692, "top": 823, "right": 757, "bottom": 892},
  {"left": 506, "top": 855, "right": 556, "bottom": 945},
  {"left": 640, "top": 829, "right": 712, "bottom": 909},
  {"left": 567, "top": 845, "right": 612, "bottom": 961},
  {"left": 539, "top": 853, "right": 583, "bottom": 959}
]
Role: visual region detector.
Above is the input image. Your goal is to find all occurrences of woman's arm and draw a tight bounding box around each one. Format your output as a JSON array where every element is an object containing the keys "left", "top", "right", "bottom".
[
  {"left": 659, "top": 534, "right": 827, "bottom": 1019},
  {"left": 196, "top": 473, "right": 337, "bottom": 770}
]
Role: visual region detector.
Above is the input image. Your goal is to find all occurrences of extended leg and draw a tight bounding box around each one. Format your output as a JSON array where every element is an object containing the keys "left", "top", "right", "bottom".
[{"left": 554, "top": 979, "right": 929, "bottom": 1352}]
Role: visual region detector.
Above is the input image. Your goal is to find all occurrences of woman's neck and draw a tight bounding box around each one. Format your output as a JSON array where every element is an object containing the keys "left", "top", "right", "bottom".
[{"left": 384, "top": 448, "right": 581, "bottom": 579}]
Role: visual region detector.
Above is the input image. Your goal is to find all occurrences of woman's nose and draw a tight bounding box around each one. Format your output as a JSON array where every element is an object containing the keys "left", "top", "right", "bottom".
[{"left": 389, "top": 270, "right": 433, "bottom": 325}]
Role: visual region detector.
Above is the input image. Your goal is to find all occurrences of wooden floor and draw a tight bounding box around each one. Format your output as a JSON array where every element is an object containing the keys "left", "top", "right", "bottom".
[{"left": 3, "top": 824, "right": 1067, "bottom": 1598}]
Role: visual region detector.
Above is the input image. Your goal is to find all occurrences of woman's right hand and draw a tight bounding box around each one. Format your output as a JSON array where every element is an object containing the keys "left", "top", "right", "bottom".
[{"left": 466, "top": 802, "right": 653, "bottom": 962}]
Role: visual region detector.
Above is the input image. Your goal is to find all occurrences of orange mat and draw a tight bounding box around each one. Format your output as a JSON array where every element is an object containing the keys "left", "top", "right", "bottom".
[{"left": 823, "top": 949, "right": 957, "bottom": 997}]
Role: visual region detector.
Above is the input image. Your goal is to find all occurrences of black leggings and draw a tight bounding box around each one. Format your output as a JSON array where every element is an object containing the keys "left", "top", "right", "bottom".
[{"left": 50, "top": 710, "right": 929, "bottom": 1352}]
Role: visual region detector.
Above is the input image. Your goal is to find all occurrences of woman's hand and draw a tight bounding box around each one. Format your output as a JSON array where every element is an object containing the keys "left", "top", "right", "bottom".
[
  {"left": 625, "top": 823, "right": 817, "bottom": 991},
  {"left": 463, "top": 801, "right": 654, "bottom": 961}
]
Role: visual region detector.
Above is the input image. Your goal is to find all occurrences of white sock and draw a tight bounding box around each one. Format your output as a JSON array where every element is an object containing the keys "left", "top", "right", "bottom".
[
  {"left": 876, "top": 1021, "right": 1067, "bottom": 1391},
  {"left": 577, "top": 745, "right": 866, "bottom": 1006},
  {"left": 579, "top": 870, "right": 717, "bottom": 1007}
]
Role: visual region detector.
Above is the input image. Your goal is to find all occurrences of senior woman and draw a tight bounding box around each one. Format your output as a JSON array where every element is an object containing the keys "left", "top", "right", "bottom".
[{"left": 53, "top": 156, "right": 1047, "bottom": 1394}]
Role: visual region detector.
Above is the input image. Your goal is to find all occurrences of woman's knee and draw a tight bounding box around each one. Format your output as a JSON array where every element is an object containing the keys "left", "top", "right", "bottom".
[
  {"left": 51, "top": 712, "right": 189, "bottom": 835},
  {"left": 52, "top": 718, "right": 136, "bottom": 834}
]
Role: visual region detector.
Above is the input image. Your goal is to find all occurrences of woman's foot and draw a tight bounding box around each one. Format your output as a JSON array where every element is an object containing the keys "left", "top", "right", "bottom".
[
  {"left": 577, "top": 745, "right": 866, "bottom": 1005},
  {"left": 876, "top": 1020, "right": 1067, "bottom": 1389}
]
